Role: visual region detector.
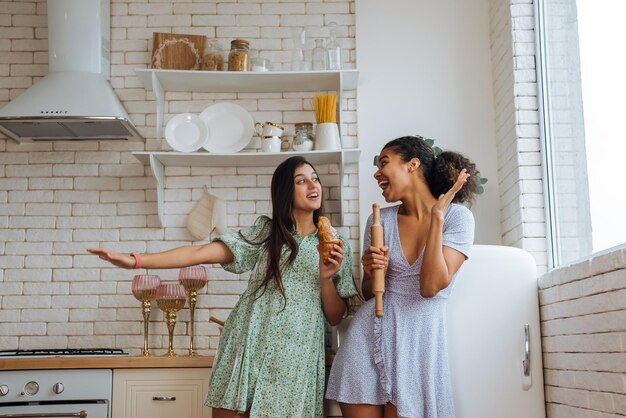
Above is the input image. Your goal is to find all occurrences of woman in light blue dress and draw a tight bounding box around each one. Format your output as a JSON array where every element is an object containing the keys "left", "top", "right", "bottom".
[{"left": 326, "top": 136, "right": 481, "bottom": 418}]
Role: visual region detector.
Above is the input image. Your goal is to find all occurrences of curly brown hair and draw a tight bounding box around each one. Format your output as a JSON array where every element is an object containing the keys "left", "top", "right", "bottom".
[{"left": 382, "top": 135, "right": 481, "bottom": 206}]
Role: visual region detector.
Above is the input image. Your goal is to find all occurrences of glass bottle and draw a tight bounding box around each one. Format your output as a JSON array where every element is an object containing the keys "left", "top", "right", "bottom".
[
  {"left": 326, "top": 22, "right": 342, "bottom": 70},
  {"left": 312, "top": 39, "right": 327, "bottom": 71},
  {"left": 202, "top": 39, "right": 224, "bottom": 71},
  {"left": 290, "top": 27, "right": 309, "bottom": 71},
  {"left": 228, "top": 39, "right": 250, "bottom": 71}
]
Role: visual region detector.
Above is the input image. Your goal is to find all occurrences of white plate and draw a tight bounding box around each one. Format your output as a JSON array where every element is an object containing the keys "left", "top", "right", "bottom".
[
  {"left": 200, "top": 103, "right": 254, "bottom": 153},
  {"left": 165, "top": 113, "right": 209, "bottom": 153}
]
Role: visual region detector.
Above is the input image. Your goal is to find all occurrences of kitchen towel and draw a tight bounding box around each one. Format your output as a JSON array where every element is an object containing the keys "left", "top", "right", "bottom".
[{"left": 186, "top": 187, "right": 227, "bottom": 240}]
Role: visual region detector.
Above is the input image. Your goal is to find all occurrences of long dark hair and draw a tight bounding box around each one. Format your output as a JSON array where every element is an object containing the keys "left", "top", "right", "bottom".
[
  {"left": 242, "top": 156, "right": 323, "bottom": 301},
  {"left": 383, "top": 135, "right": 480, "bottom": 206}
]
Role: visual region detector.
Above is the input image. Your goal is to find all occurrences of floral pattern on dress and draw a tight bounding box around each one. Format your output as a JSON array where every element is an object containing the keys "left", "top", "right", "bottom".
[{"left": 205, "top": 216, "right": 357, "bottom": 418}]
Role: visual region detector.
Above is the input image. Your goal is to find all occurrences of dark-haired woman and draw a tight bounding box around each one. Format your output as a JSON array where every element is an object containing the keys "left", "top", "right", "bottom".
[
  {"left": 326, "top": 136, "right": 479, "bottom": 418},
  {"left": 88, "top": 156, "right": 357, "bottom": 418}
]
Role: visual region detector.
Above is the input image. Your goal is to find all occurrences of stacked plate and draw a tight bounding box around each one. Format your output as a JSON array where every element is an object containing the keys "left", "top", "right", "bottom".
[{"left": 164, "top": 103, "right": 254, "bottom": 154}]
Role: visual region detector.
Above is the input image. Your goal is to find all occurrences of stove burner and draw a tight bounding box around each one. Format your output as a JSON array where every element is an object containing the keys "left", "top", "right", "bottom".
[{"left": 0, "top": 348, "right": 128, "bottom": 357}]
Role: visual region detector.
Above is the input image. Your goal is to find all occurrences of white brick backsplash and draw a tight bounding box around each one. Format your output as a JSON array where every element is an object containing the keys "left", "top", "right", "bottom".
[
  {"left": 0, "top": 323, "right": 46, "bottom": 336},
  {"left": 25, "top": 203, "right": 71, "bottom": 216},
  {"left": 48, "top": 322, "right": 94, "bottom": 336},
  {"left": 23, "top": 282, "right": 70, "bottom": 295},
  {"left": 3, "top": 295, "right": 51, "bottom": 309}
]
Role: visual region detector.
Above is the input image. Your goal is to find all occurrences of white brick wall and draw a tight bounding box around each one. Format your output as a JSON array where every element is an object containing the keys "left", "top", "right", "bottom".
[
  {"left": 0, "top": 0, "right": 358, "bottom": 355},
  {"left": 489, "top": 0, "right": 547, "bottom": 273},
  {"left": 538, "top": 247, "right": 626, "bottom": 418}
]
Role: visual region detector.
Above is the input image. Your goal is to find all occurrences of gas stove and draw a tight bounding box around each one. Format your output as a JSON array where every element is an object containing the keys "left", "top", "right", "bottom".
[{"left": 0, "top": 348, "right": 128, "bottom": 358}]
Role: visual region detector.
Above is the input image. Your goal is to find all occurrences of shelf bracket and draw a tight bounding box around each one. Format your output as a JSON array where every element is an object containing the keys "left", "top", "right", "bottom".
[
  {"left": 151, "top": 71, "right": 165, "bottom": 145},
  {"left": 148, "top": 154, "right": 165, "bottom": 227},
  {"left": 337, "top": 72, "right": 344, "bottom": 142},
  {"left": 339, "top": 151, "right": 346, "bottom": 226}
]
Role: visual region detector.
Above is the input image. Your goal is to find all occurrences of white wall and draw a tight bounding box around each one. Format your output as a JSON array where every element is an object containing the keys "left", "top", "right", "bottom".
[{"left": 355, "top": 0, "right": 502, "bottom": 245}]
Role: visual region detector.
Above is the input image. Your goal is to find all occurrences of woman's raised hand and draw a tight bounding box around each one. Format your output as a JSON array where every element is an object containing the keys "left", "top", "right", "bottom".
[
  {"left": 432, "top": 168, "right": 469, "bottom": 219},
  {"left": 87, "top": 248, "right": 136, "bottom": 269}
]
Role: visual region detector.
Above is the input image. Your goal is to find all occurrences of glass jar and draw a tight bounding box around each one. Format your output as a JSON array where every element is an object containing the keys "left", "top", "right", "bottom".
[
  {"left": 326, "top": 22, "right": 342, "bottom": 70},
  {"left": 228, "top": 39, "right": 251, "bottom": 71},
  {"left": 202, "top": 39, "right": 224, "bottom": 71},
  {"left": 293, "top": 122, "right": 314, "bottom": 151}
]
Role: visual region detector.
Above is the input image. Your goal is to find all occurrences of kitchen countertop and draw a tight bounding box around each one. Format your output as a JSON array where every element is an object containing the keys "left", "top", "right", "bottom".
[
  {"left": 0, "top": 355, "right": 214, "bottom": 371},
  {"left": 1, "top": 354, "right": 337, "bottom": 371}
]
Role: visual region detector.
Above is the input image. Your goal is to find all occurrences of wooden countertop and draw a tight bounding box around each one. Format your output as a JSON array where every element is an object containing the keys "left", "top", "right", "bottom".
[
  {"left": 1, "top": 354, "right": 336, "bottom": 371},
  {"left": 0, "top": 355, "right": 214, "bottom": 371}
]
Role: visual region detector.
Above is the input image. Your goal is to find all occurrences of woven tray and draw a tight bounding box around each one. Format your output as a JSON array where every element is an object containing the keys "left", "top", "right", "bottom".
[{"left": 151, "top": 32, "right": 206, "bottom": 70}]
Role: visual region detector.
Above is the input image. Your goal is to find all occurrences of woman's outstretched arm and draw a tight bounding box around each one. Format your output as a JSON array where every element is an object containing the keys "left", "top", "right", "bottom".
[{"left": 87, "top": 242, "right": 234, "bottom": 270}]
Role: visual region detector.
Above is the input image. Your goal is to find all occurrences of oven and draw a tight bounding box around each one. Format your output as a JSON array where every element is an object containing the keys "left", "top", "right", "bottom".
[{"left": 0, "top": 349, "right": 126, "bottom": 418}]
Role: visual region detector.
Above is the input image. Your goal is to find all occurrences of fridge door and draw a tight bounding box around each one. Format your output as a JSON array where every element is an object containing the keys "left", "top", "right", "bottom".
[{"left": 447, "top": 245, "right": 546, "bottom": 418}]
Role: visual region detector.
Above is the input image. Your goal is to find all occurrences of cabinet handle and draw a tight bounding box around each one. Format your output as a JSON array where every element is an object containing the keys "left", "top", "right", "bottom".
[
  {"left": 0, "top": 411, "right": 87, "bottom": 417},
  {"left": 152, "top": 396, "right": 176, "bottom": 401}
]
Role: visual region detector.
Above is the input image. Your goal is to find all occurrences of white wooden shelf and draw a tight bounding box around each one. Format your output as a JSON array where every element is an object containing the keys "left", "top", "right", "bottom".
[
  {"left": 132, "top": 149, "right": 361, "bottom": 227},
  {"left": 135, "top": 69, "right": 359, "bottom": 94},
  {"left": 134, "top": 68, "right": 359, "bottom": 142}
]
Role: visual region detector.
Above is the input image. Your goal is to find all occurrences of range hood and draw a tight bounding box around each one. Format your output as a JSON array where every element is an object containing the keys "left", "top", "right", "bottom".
[{"left": 0, "top": 0, "right": 142, "bottom": 143}]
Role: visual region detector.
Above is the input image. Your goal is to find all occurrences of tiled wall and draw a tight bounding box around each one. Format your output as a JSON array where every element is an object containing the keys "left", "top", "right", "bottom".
[
  {"left": 0, "top": 0, "right": 358, "bottom": 355},
  {"left": 538, "top": 247, "right": 626, "bottom": 417},
  {"left": 489, "top": 0, "right": 548, "bottom": 273}
]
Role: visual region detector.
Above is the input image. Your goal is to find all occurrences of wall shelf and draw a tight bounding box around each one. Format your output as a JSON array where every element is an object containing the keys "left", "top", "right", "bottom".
[
  {"left": 132, "top": 149, "right": 361, "bottom": 227},
  {"left": 134, "top": 68, "right": 359, "bottom": 141}
]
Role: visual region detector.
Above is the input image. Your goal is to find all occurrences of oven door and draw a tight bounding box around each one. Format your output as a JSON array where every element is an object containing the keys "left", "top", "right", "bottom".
[{"left": 0, "top": 402, "right": 108, "bottom": 418}]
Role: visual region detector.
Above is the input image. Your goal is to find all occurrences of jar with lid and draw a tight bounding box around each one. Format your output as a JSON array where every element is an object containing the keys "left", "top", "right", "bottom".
[
  {"left": 228, "top": 39, "right": 251, "bottom": 71},
  {"left": 293, "top": 122, "right": 314, "bottom": 151},
  {"left": 202, "top": 39, "right": 224, "bottom": 71}
]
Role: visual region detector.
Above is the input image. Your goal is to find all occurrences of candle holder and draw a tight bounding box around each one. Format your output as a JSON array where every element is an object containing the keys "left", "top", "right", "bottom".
[
  {"left": 179, "top": 266, "right": 208, "bottom": 356},
  {"left": 155, "top": 283, "right": 187, "bottom": 357},
  {"left": 131, "top": 274, "right": 161, "bottom": 357}
]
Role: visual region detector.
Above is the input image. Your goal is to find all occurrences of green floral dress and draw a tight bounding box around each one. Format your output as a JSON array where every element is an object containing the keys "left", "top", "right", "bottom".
[{"left": 204, "top": 216, "right": 357, "bottom": 417}]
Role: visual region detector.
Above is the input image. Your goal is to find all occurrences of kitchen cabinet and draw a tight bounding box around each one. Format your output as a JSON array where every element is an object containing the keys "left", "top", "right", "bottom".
[
  {"left": 112, "top": 367, "right": 212, "bottom": 418},
  {"left": 132, "top": 149, "right": 360, "bottom": 227}
]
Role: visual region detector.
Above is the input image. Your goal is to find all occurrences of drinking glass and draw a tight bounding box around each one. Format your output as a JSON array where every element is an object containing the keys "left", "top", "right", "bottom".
[
  {"left": 155, "top": 283, "right": 187, "bottom": 357},
  {"left": 179, "top": 266, "right": 208, "bottom": 356},
  {"left": 131, "top": 274, "right": 161, "bottom": 356}
]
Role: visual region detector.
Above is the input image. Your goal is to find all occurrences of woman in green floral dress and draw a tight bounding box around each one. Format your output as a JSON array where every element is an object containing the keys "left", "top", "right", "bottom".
[{"left": 88, "top": 156, "right": 357, "bottom": 418}]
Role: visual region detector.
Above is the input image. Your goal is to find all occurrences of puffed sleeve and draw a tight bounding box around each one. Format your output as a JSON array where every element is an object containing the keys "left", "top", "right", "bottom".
[
  {"left": 442, "top": 204, "right": 475, "bottom": 259},
  {"left": 333, "top": 233, "right": 358, "bottom": 298},
  {"left": 212, "top": 216, "right": 271, "bottom": 274}
]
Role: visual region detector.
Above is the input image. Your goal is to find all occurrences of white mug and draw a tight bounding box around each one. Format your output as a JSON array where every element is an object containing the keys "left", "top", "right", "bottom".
[
  {"left": 255, "top": 121, "right": 284, "bottom": 138},
  {"left": 261, "top": 136, "right": 282, "bottom": 153}
]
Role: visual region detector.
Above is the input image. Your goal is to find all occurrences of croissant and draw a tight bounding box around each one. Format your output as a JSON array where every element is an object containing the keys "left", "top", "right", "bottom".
[
  {"left": 317, "top": 216, "right": 341, "bottom": 264},
  {"left": 317, "top": 216, "right": 335, "bottom": 242}
]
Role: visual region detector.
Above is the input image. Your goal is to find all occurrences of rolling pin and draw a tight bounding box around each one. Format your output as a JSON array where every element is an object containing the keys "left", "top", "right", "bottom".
[{"left": 371, "top": 203, "right": 385, "bottom": 317}]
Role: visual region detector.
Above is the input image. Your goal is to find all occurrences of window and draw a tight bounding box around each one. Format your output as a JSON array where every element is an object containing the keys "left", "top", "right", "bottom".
[{"left": 536, "top": 0, "right": 626, "bottom": 267}]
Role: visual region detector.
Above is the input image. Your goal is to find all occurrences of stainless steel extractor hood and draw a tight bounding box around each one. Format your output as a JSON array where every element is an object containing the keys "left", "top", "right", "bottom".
[{"left": 0, "top": 0, "right": 143, "bottom": 143}]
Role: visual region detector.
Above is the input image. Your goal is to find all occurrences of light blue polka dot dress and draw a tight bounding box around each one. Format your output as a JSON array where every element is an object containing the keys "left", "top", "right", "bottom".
[{"left": 326, "top": 204, "right": 474, "bottom": 418}]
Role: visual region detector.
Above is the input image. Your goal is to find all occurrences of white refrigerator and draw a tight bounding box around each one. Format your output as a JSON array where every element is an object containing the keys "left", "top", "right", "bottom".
[{"left": 447, "top": 245, "right": 546, "bottom": 418}]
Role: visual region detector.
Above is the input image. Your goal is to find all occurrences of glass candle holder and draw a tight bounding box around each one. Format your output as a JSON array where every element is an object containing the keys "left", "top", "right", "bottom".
[
  {"left": 155, "top": 283, "right": 187, "bottom": 357},
  {"left": 131, "top": 274, "right": 161, "bottom": 356},
  {"left": 179, "top": 266, "right": 208, "bottom": 356}
]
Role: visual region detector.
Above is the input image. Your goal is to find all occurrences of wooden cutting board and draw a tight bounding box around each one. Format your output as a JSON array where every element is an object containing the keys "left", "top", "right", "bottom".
[{"left": 151, "top": 32, "right": 206, "bottom": 70}]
